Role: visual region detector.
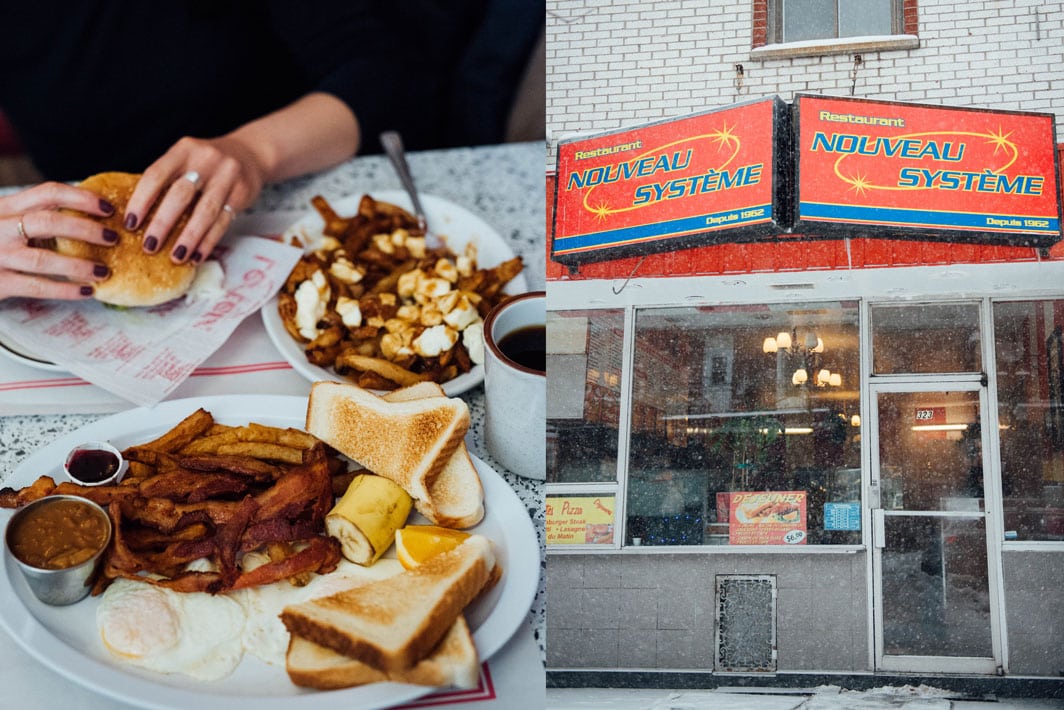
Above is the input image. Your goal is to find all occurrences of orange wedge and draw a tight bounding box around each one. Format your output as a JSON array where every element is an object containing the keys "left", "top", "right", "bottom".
[{"left": 395, "top": 525, "right": 470, "bottom": 570}]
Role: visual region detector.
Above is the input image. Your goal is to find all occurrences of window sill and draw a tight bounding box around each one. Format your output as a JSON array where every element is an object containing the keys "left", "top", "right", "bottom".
[
  {"left": 751, "top": 34, "right": 919, "bottom": 60},
  {"left": 547, "top": 544, "right": 865, "bottom": 554}
]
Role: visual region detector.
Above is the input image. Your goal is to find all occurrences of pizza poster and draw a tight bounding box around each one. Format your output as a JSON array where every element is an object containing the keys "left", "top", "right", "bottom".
[
  {"left": 546, "top": 495, "right": 615, "bottom": 545},
  {"left": 728, "top": 491, "right": 807, "bottom": 545},
  {"left": 794, "top": 94, "right": 1062, "bottom": 246},
  {"left": 551, "top": 97, "right": 788, "bottom": 265}
]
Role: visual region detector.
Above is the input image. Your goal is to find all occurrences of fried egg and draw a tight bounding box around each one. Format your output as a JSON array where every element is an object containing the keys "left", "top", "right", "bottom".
[
  {"left": 241, "top": 556, "right": 404, "bottom": 667},
  {"left": 96, "top": 577, "right": 246, "bottom": 681}
]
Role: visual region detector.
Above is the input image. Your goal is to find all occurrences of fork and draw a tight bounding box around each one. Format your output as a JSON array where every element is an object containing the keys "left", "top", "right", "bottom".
[{"left": 379, "top": 130, "right": 441, "bottom": 248}]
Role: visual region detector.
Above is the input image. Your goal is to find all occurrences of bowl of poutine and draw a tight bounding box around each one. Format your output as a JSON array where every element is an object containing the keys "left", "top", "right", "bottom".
[{"left": 262, "top": 191, "right": 527, "bottom": 396}]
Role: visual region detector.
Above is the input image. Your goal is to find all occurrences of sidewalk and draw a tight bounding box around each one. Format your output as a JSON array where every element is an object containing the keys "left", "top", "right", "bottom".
[{"left": 546, "top": 686, "right": 1064, "bottom": 709}]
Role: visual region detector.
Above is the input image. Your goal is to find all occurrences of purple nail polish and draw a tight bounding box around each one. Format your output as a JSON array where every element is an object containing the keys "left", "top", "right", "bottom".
[
  {"left": 173, "top": 245, "right": 188, "bottom": 261},
  {"left": 99, "top": 199, "right": 115, "bottom": 215},
  {"left": 80, "top": 285, "right": 94, "bottom": 296},
  {"left": 190, "top": 250, "right": 203, "bottom": 264},
  {"left": 93, "top": 263, "right": 110, "bottom": 278},
  {"left": 144, "top": 235, "right": 158, "bottom": 252},
  {"left": 103, "top": 228, "right": 119, "bottom": 243},
  {"left": 125, "top": 213, "right": 138, "bottom": 230}
]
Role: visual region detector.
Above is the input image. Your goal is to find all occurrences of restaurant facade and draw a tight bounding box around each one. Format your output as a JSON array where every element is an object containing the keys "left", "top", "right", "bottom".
[{"left": 544, "top": 1, "right": 1064, "bottom": 686}]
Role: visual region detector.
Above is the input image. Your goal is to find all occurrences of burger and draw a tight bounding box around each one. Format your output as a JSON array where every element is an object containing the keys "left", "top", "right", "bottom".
[{"left": 54, "top": 172, "right": 197, "bottom": 307}]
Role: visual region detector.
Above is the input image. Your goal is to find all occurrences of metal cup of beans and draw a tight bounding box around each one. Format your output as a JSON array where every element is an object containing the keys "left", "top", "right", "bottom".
[{"left": 4, "top": 495, "right": 113, "bottom": 605}]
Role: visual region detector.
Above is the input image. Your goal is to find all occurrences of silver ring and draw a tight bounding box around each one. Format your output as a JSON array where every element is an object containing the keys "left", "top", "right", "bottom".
[
  {"left": 15, "top": 215, "right": 27, "bottom": 240},
  {"left": 181, "top": 170, "right": 202, "bottom": 190},
  {"left": 222, "top": 204, "right": 235, "bottom": 216}
]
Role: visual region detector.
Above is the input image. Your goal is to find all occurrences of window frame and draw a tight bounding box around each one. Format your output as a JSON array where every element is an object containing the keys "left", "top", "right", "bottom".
[
  {"left": 545, "top": 263, "right": 1064, "bottom": 556},
  {"left": 752, "top": 0, "right": 919, "bottom": 59}
]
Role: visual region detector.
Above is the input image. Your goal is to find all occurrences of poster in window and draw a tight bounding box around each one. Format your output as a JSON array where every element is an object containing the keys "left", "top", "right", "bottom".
[
  {"left": 546, "top": 495, "right": 616, "bottom": 545},
  {"left": 728, "top": 491, "right": 807, "bottom": 545}
]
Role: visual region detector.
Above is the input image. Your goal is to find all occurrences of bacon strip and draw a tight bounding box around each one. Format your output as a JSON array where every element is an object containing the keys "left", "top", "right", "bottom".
[
  {"left": 137, "top": 470, "right": 251, "bottom": 502},
  {"left": 229, "top": 536, "right": 341, "bottom": 590}
]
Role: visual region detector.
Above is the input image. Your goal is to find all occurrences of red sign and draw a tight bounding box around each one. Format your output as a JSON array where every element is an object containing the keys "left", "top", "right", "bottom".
[
  {"left": 551, "top": 98, "right": 788, "bottom": 265},
  {"left": 795, "top": 94, "right": 1062, "bottom": 246},
  {"left": 728, "top": 491, "right": 807, "bottom": 545}
]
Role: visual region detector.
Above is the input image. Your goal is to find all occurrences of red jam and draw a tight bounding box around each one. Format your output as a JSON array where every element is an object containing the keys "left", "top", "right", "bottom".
[{"left": 67, "top": 449, "right": 119, "bottom": 484}]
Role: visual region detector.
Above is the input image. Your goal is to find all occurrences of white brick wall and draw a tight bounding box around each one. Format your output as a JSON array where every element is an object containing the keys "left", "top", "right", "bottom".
[{"left": 546, "top": 0, "right": 1064, "bottom": 164}]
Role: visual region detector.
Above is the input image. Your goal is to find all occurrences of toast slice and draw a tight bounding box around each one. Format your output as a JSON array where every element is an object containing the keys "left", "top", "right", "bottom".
[
  {"left": 280, "top": 534, "right": 495, "bottom": 673},
  {"left": 306, "top": 381, "right": 469, "bottom": 503},
  {"left": 286, "top": 616, "right": 480, "bottom": 690},
  {"left": 384, "top": 383, "right": 485, "bottom": 528}
]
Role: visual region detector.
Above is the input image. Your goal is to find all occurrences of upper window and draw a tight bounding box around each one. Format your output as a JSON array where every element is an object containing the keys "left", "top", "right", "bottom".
[
  {"left": 871, "top": 303, "right": 982, "bottom": 376},
  {"left": 754, "top": 0, "right": 918, "bottom": 53},
  {"left": 546, "top": 309, "right": 625, "bottom": 484},
  {"left": 773, "top": 0, "right": 898, "bottom": 43},
  {"left": 770, "top": 0, "right": 900, "bottom": 43}
]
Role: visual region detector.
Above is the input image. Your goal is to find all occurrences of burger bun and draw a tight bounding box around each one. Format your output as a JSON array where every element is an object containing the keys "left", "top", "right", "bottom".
[{"left": 54, "top": 172, "right": 197, "bottom": 307}]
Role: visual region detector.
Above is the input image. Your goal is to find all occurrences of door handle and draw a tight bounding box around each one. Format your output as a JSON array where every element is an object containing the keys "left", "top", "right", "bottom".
[{"left": 872, "top": 509, "right": 886, "bottom": 549}]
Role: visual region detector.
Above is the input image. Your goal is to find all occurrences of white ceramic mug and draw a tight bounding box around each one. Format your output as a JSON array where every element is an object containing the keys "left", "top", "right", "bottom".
[{"left": 483, "top": 291, "right": 545, "bottom": 479}]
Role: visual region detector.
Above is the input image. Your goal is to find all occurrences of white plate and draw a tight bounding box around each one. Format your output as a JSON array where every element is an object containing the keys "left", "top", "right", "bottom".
[
  {"left": 0, "top": 330, "right": 65, "bottom": 372},
  {"left": 261, "top": 191, "right": 528, "bottom": 396},
  {"left": 0, "top": 395, "right": 539, "bottom": 710}
]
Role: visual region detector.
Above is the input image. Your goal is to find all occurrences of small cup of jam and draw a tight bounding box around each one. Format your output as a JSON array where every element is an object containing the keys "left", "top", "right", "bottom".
[
  {"left": 4, "top": 495, "right": 113, "bottom": 605},
  {"left": 63, "top": 441, "right": 127, "bottom": 487}
]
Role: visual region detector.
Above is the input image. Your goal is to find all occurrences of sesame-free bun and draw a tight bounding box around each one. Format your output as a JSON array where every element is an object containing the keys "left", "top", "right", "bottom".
[{"left": 54, "top": 172, "right": 196, "bottom": 307}]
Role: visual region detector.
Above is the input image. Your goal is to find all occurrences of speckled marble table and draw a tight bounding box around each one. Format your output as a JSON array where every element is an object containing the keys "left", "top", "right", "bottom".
[{"left": 0, "top": 141, "right": 546, "bottom": 678}]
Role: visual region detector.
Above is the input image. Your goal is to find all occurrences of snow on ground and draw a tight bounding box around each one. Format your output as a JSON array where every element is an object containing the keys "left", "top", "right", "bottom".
[{"left": 546, "top": 685, "right": 1064, "bottom": 710}]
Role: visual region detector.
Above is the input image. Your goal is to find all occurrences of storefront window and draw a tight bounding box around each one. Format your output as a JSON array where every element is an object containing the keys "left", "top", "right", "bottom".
[
  {"left": 625, "top": 301, "right": 861, "bottom": 546},
  {"left": 871, "top": 303, "right": 982, "bottom": 375},
  {"left": 546, "top": 309, "right": 625, "bottom": 483},
  {"left": 993, "top": 300, "right": 1064, "bottom": 542}
]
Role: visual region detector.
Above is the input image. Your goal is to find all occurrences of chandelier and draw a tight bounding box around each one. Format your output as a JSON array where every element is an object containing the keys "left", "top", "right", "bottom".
[{"left": 763, "top": 327, "right": 841, "bottom": 387}]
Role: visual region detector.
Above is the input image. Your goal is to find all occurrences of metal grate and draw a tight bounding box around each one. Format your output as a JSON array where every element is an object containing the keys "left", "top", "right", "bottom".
[{"left": 715, "top": 574, "right": 777, "bottom": 672}]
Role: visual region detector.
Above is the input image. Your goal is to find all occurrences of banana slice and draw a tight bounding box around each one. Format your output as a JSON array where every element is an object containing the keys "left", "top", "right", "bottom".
[{"left": 326, "top": 474, "right": 413, "bottom": 565}]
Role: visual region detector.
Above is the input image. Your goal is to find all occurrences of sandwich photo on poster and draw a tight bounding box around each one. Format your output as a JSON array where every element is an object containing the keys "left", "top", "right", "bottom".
[
  {"left": 793, "top": 94, "right": 1063, "bottom": 247},
  {"left": 551, "top": 97, "right": 791, "bottom": 266},
  {"left": 728, "top": 491, "right": 807, "bottom": 545}
]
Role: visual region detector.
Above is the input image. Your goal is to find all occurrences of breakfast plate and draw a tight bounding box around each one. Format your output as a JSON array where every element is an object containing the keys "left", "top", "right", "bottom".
[
  {"left": 0, "top": 395, "right": 539, "bottom": 710},
  {"left": 0, "top": 329, "right": 65, "bottom": 372},
  {"left": 260, "top": 191, "right": 528, "bottom": 397}
]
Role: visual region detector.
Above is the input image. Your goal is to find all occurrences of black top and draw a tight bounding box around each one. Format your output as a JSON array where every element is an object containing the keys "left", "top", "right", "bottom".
[{"left": 0, "top": 0, "right": 536, "bottom": 181}]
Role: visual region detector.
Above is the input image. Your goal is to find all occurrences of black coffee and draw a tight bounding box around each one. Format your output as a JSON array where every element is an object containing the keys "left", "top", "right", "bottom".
[{"left": 498, "top": 325, "right": 545, "bottom": 373}]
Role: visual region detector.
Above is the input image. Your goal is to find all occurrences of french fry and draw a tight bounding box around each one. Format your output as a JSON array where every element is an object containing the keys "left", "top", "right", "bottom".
[
  {"left": 124, "top": 408, "right": 215, "bottom": 460},
  {"left": 336, "top": 352, "right": 431, "bottom": 387},
  {"left": 215, "top": 442, "right": 306, "bottom": 464}
]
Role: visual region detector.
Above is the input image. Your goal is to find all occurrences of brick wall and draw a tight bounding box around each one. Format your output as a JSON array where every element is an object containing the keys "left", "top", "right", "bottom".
[{"left": 546, "top": 0, "right": 1064, "bottom": 163}]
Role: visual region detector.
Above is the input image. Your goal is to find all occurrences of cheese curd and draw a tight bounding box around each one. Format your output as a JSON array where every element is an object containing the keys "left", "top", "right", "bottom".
[
  {"left": 329, "top": 256, "right": 364, "bottom": 285},
  {"left": 294, "top": 270, "right": 330, "bottom": 340},
  {"left": 413, "top": 324, "right": 459, "bottom": 358},
  {"left": 335, "top": 296, "right": 362, "bottom": 328},
  {"left": 464, "top": 321, "right": 485, "bottom": 365}
]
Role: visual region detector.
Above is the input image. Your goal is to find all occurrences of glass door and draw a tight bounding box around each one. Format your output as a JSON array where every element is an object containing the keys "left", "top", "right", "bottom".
[{"left": 870, "top": 384, "right": 1003, "bottom": 674}]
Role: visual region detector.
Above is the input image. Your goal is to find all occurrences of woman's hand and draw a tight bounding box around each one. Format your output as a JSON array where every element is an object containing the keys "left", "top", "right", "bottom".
[
  {"left": 124, "top": 92, "right": 358, "bottom": 267},
  {"left": 124, "top": 134, "right": 266, "bottom": 266},
  {"left": 0, "top": 182, "right": 118, "bottom": 301}
]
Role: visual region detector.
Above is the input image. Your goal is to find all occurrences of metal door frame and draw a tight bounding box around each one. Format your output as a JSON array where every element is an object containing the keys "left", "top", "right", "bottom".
[{"left": 867, "top": 378, "right": 1005, "bottom": 674}]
